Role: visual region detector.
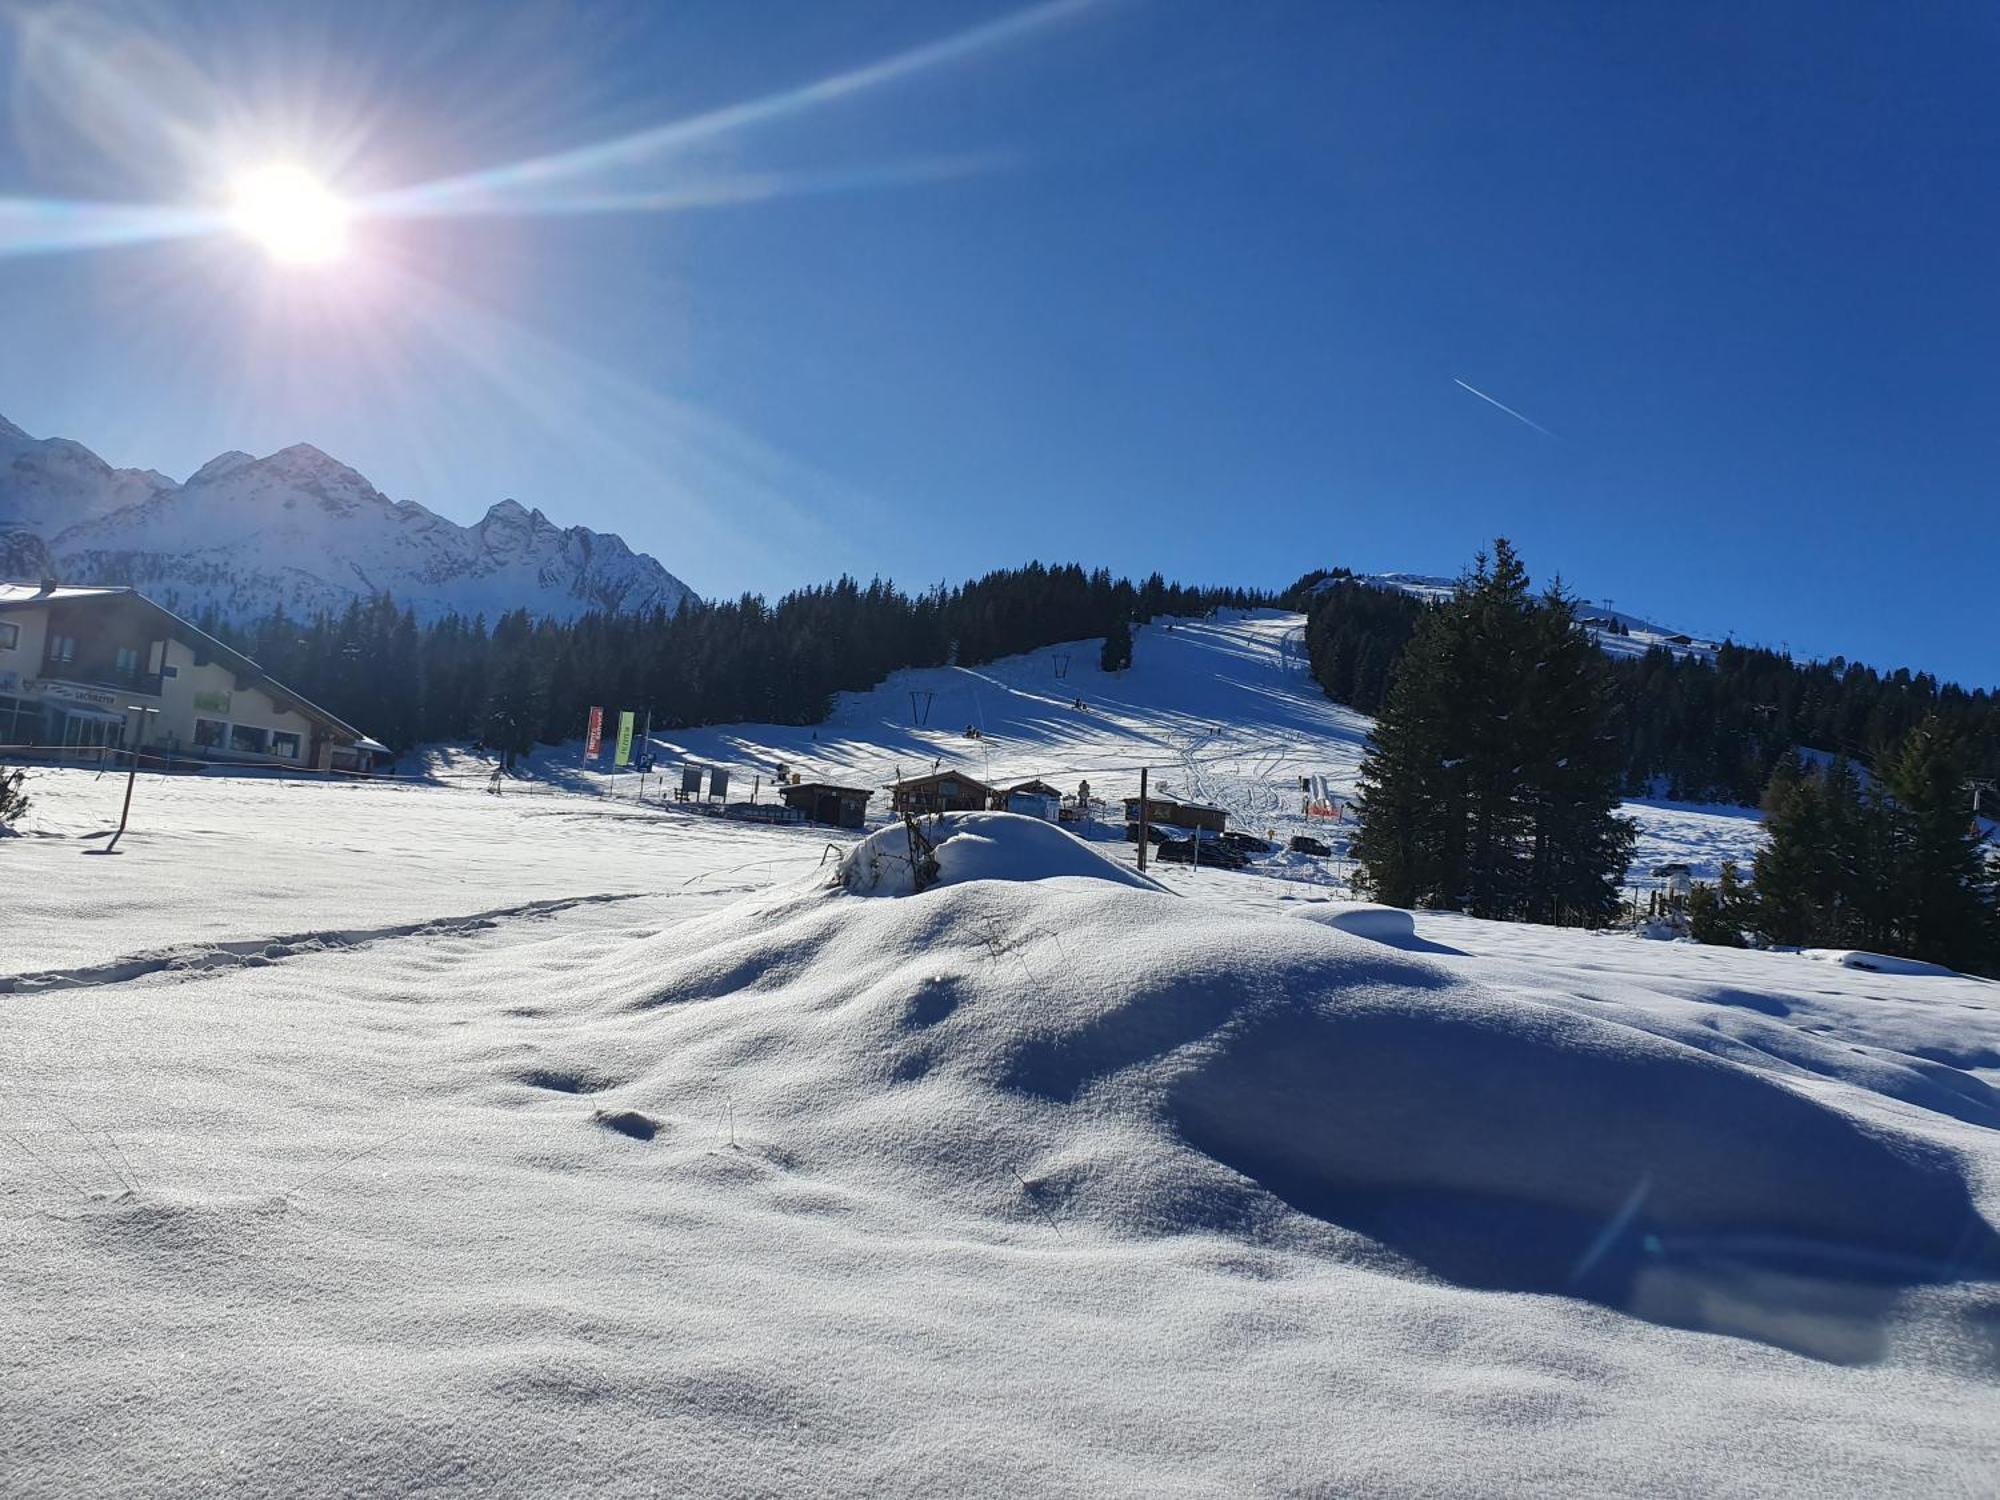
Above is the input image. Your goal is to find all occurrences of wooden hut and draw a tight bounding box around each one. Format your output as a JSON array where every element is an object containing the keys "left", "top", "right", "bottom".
[
  {"left": 889, "top": 769, "right": 994, "bottom": 815},
  {"left": 993, "top": 778, "right": 1063, "bottom": 821},
  {"left": 779, "top": 782, "right": 874, "bottom": 829},
  {"left": 1121, "top": 794, "right": 1227, "bottom": 835}
]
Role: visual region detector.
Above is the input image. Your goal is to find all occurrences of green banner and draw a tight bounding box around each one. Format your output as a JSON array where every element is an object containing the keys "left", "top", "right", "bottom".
[{"left": 615, "top": 710, "right": 635, "bottom": 767}]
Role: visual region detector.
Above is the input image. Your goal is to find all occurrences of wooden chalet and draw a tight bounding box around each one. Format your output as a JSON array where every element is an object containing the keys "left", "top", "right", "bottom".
[
  {"left": 888, "top": 769, "right": 994, "bottom": 815},
  {"left": 779, "top": 781, "right": 874, "bottom": 830},
  {"left": 1121, "top": 793, "right": 1227, "bottom": 835}
]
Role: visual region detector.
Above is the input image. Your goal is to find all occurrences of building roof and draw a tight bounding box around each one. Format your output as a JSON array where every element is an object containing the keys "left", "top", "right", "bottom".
[
  {"left": 1004, "top": 778, "right": 1065, "bottom": 796},
  {"left": 0, "top": 579, "right": 370, "bottom": 744},
  {"left": 781, "top": 781, "right": 874, "bottom": 798},
  {"left": 1122, "top": 791, "right": 1227, "bottom": 815},
  {"left": 0, "top": 583, "right": 131, "bottom": 607},
  {"left": 888, "top": 769, "right": 995, "bottom": 793}
]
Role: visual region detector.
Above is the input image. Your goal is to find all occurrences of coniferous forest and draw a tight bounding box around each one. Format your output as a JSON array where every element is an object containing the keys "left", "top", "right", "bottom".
[
  {"left": 198, "top": 564, "right": 1263, "bottom": 758},
  {"left": 1286, "top": 570, "right": 2000, "bottom": 801}
]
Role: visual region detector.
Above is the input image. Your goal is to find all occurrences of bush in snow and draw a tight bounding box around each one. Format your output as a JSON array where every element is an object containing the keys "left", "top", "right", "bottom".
[{"left": 0, "top": 765, "right": 28, "bottom": 831}]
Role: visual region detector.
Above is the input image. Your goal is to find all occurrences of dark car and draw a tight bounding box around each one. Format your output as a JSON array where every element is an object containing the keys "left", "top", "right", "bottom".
[
  {"left": 1155, "top": 837, "right": 1250, "bottom": 870},
  {"left": 1288, "top": 834, "right": 1332, "bottom": 857}
]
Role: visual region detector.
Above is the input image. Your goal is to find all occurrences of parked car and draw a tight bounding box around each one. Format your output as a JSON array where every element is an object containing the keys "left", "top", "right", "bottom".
[
  {"left": 1216, "top": 830, "right": 1275, "bottom": 856},
  {"left": 1154, "top": 837, "right": 1250, "bottom": 870},
  {"left": 1288, "top": 834, "right": 1332, "bottom": 857}
]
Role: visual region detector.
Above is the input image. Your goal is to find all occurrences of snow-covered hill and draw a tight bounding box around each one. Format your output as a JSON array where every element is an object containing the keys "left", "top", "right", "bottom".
[
  {"left": 639, "top": 608, "right": 1764, "bottom": 889},
  {"left": 0, "top": 415, "right": 693, "bottom": 624},
  {"left": 1351, "top": 571, "right": 1722, "bottom": 661}
]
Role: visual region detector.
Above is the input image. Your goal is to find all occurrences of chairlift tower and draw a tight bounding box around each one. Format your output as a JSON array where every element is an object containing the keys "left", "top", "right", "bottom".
[{"left": 909, "top": 690, "right": 935, "bottom": 727}]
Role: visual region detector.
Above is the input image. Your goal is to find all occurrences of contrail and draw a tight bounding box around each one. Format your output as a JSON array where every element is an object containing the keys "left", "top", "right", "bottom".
[{"left": 1453, "top": 377, "right": 1556, "bottom": 438}]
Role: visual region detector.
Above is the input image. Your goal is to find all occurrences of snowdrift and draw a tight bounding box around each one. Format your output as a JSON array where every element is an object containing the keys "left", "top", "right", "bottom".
[
  {"left": 836, "top": 811, "right": 1168, "bottom": 897},
  {"left": 577, "top": 826, "right": 2000, "bottom": 1361}
]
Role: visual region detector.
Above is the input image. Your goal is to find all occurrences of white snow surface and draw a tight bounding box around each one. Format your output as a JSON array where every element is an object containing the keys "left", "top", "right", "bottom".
[
  {"left": 838, "top": 810, "right": 1168, "bottom": 897},
  {"left": 0, "top": 415, "right": 691, "bottom": 624},
  {"left": 3, "top": 756, "right": 1998, "bottom": 1497}
]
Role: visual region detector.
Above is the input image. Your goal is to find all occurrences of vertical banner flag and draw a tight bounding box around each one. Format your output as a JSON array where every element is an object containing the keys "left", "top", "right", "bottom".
[
  {"left": 585, "top": 706, "right": 604, "bottom": 759},
  {"left": 615, "top": 710, "right": 636, "bottom": 767}
]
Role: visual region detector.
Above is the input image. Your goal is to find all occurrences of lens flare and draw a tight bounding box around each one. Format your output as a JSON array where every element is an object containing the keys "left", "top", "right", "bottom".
[{"left": 229, "top": 164, "right": 349, "bottom": 265}]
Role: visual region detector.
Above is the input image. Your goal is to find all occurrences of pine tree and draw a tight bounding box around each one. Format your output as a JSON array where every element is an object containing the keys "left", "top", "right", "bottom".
[
  {"left": 1352, "top": 541, "right": 1633, "bottom": 922},
  {"left": 1687, "top": 861, "right": 1750, "bottom": 946},
  {"left": 1100, "top": 614, "right": 1133, "bottom": 673},
  {"left": 1752, "top": 761, "right": 1843, "bottom": 946},
  {"left": 1878, "top": 720, "right": 1993, "bottom": 972},
  {"left": 1519, "top": 582, "right": 1637, "bottom": 924}
]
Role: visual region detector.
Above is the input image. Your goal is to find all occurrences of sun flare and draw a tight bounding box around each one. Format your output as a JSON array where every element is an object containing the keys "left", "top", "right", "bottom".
[{"left": 228, "top": 164, "right": 349, "bottom": 265}]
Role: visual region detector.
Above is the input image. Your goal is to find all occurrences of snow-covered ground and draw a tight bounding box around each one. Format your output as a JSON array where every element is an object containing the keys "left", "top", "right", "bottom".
[{"left": 5, "top": 615, "right": 1996, "bottom": 1496}]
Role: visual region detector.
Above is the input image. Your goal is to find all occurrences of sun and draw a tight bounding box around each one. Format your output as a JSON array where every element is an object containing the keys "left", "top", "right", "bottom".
[{"left": 228, "top": 164, "right": 350, "bottom": 266}]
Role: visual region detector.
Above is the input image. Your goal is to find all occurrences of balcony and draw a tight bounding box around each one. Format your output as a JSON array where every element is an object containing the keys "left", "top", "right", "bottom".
[{"left": 36, "top": 662, "right": 166, "bottom": 701}]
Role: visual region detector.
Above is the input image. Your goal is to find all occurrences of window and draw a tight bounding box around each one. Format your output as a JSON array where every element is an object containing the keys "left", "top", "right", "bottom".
[
  {"left": 0, "top": 695, "right": 40, "bottom": 745},
  {"left": 229, "top": 723, "right": 269, "bottom": 755},
  {"left": 0, "top": 621, "right": 17, "bottom": 651},
  {"left": 269, "top": 731, "right": 302, "bottom": 760},
  {"left": 49, "top": 634, "right": 77, "bottom": 665},
  {"left": 114, "top": 646, "right": 141, "bottom": 681},
  {"left": 193, "top": 718, "right": 227, "bottom": 749}
]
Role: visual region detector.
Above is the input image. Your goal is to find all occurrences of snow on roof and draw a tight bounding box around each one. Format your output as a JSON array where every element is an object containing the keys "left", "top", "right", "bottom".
[{"left": 0, "top": 582, "right": 134, "bottom": 606}]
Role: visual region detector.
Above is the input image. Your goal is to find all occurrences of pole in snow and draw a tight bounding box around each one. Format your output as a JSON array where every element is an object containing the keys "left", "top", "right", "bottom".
[
  {"left": 1137, "top": 766, "right": 1149, "bottom": 873},
  {"left": 100, "top": 705, "right": 160, "bottom": 856}
]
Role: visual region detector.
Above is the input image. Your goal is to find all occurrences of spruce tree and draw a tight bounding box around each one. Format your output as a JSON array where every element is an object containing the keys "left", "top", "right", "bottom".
[
  {"left": 1519, "top": 581, "right": 1637, "bottom": 924},
  {"left": 1352, "top": 541, "right": 1633, "bottom": 923},
  {"left": 1100, "top": 615, "right": 1133, "bottom": 673},
  {"left": 1878, "top": 720, "right": 1993, "bottom": 972},
  {"left": 1752, "top": 761, "right": 1842, "bottom": 946},
  {"left": 1687, "top": 861, "right": 1750, "bottom": 946}
]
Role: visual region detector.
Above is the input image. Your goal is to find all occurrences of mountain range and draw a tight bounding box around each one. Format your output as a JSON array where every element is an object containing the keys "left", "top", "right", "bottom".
[{"left": 0, "top": 414, "right": 693, "bottom": 625}]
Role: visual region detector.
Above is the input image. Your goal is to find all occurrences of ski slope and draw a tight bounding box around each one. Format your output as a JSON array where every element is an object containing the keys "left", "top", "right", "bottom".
[{"left": 645, "top": 609, "right": 1764, "bottom": 888}]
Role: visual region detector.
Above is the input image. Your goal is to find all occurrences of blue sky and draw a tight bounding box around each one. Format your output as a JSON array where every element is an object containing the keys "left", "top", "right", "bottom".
[{"left": 1, "top": 0, "right": 1994, "bottom": 683}]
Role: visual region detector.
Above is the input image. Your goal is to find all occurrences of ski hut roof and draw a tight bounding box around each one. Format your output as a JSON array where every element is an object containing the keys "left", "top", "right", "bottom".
[
  {"left": 1003, "top": 778, "right": 1065, "bottom": 799},
  {"left": 886, "top": 769, "right": 995, "bottom": 794}
]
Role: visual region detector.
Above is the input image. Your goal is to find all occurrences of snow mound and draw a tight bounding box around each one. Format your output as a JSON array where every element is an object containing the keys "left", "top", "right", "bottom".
[
  {"left": 590, "top": 875, "right": 1997, "bottom": 1361},
  {"left": 836, "top": 811, "right": 1167, "bottom": 897},
  {"left": 1805, "top": 949, "right": 1965, "bottom": 977},
  {"left": 1293, "top": 903, "right": 1416, "bottom": 944}
]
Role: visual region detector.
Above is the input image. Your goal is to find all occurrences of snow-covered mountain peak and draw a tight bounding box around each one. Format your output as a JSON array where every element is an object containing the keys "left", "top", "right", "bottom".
[
  {"left": 0, "top": 415, "right": 694, "bottom": 626},
  {"left": 480, "top": 497, "right": 552, "bottom": 531},
  {"left": 186, "top": 450, "right": 256, "bottom": 485}
]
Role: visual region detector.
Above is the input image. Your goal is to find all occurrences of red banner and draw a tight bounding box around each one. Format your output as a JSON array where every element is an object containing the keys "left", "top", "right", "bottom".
[{"left": 585, "top": 705, "right": 604, "bottom": 758}]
